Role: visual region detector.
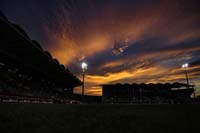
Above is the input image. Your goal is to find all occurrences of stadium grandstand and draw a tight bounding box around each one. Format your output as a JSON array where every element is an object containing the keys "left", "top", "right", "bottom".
[
  {"left": 102, "top": 83, "right": 195, "bottom": 104},
  {"left": 0, "top": 11, "right": 82, "bottom": 103}
]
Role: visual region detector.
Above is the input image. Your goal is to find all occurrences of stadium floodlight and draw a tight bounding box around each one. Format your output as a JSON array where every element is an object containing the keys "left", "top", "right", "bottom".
[
  {"left": 81, "top": 62, "right": 87, "bottom": 72},
  {"left": 182, "top": 63, "right": 189, "bottom": 86},
  {"left": 81, "top": 62, "right": 87, "bottom": 96},
  {"left": 182, "top": 63, "right": 188, "bottom": 68}
]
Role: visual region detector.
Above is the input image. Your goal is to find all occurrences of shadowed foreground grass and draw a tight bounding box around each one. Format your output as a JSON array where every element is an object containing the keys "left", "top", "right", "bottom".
[{"left": 0, "top": 104, "right": 200, "bottom": 133}]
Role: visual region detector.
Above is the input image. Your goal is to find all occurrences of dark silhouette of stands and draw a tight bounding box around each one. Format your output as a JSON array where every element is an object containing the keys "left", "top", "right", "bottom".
[
  {"left": 196, "top": 96, "right": 200, "bottom": 104},
  {"left": 72, "top": 94, "right": 102, "bottom": 104},
  {"left": 0, "top": 11, "right": 82, "bottom": 103},
  {"left": 0, "top": 11, "right": 198, "bottom": 104},
  {"left": 102, "top": 83, "right": 194, "bottom": 104}
]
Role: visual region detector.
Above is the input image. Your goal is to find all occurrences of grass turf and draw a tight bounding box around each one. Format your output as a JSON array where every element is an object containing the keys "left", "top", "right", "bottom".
[{"left": 0, "top": 104, "right": 200, "bottom": 133}]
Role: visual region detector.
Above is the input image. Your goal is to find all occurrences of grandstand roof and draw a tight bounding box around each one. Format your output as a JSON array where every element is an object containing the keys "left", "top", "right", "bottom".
[
  {"left": 102, "top": 82, "right": 194, "bottom": 89},
  {"left": 0, "top": 11, "right": 82, "bottom": 88}
]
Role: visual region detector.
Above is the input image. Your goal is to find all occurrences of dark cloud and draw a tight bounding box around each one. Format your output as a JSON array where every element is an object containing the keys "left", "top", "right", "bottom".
[{"left": 1, "top": 0, "right": 200, "bottom": 95}]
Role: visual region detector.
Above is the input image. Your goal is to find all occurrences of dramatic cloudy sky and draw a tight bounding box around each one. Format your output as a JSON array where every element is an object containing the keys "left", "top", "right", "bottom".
[{"left": 1, "top": 0, "right": 200, "bottom": 96}]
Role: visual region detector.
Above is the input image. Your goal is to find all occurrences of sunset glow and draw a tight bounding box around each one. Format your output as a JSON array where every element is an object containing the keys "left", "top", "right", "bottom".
[{"left": 1, "top": 0, "right": 200, "bottom": 96}]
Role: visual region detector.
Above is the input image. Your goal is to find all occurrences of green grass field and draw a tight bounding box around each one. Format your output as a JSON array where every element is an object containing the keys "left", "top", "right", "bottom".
[{"left": 0, "top": 104, "right": 200, "bottom": 133}]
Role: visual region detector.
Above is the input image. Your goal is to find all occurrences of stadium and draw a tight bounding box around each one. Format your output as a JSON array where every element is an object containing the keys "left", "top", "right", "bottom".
[
  {"left": 0, "top": 1, "right": 200, "bottom": 132},
  {"left": 0, "top": 11, "right": 82, "bottom": 103},
  {"left": 102, "top": 83, "right": 195, "bottom": 104},
  {"left": 0, "top": 11, "right": 199, "bottom": 104}
]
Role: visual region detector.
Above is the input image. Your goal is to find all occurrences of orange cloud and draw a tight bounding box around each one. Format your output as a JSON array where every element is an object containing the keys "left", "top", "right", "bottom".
[
  {"left": 74, "top": 62, "right": 200, "bottom": 95},
  {"left": 42, "top": 1, "right": 200, "bottom": 95}
]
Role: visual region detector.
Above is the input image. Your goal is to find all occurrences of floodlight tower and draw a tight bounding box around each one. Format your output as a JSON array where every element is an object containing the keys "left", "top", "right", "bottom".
[
  {"left": 81, "top": 62, "right": 87, "bottom": 96},
  {"left": 182, "top": 63, "right": 189, "bottom": 86}
]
